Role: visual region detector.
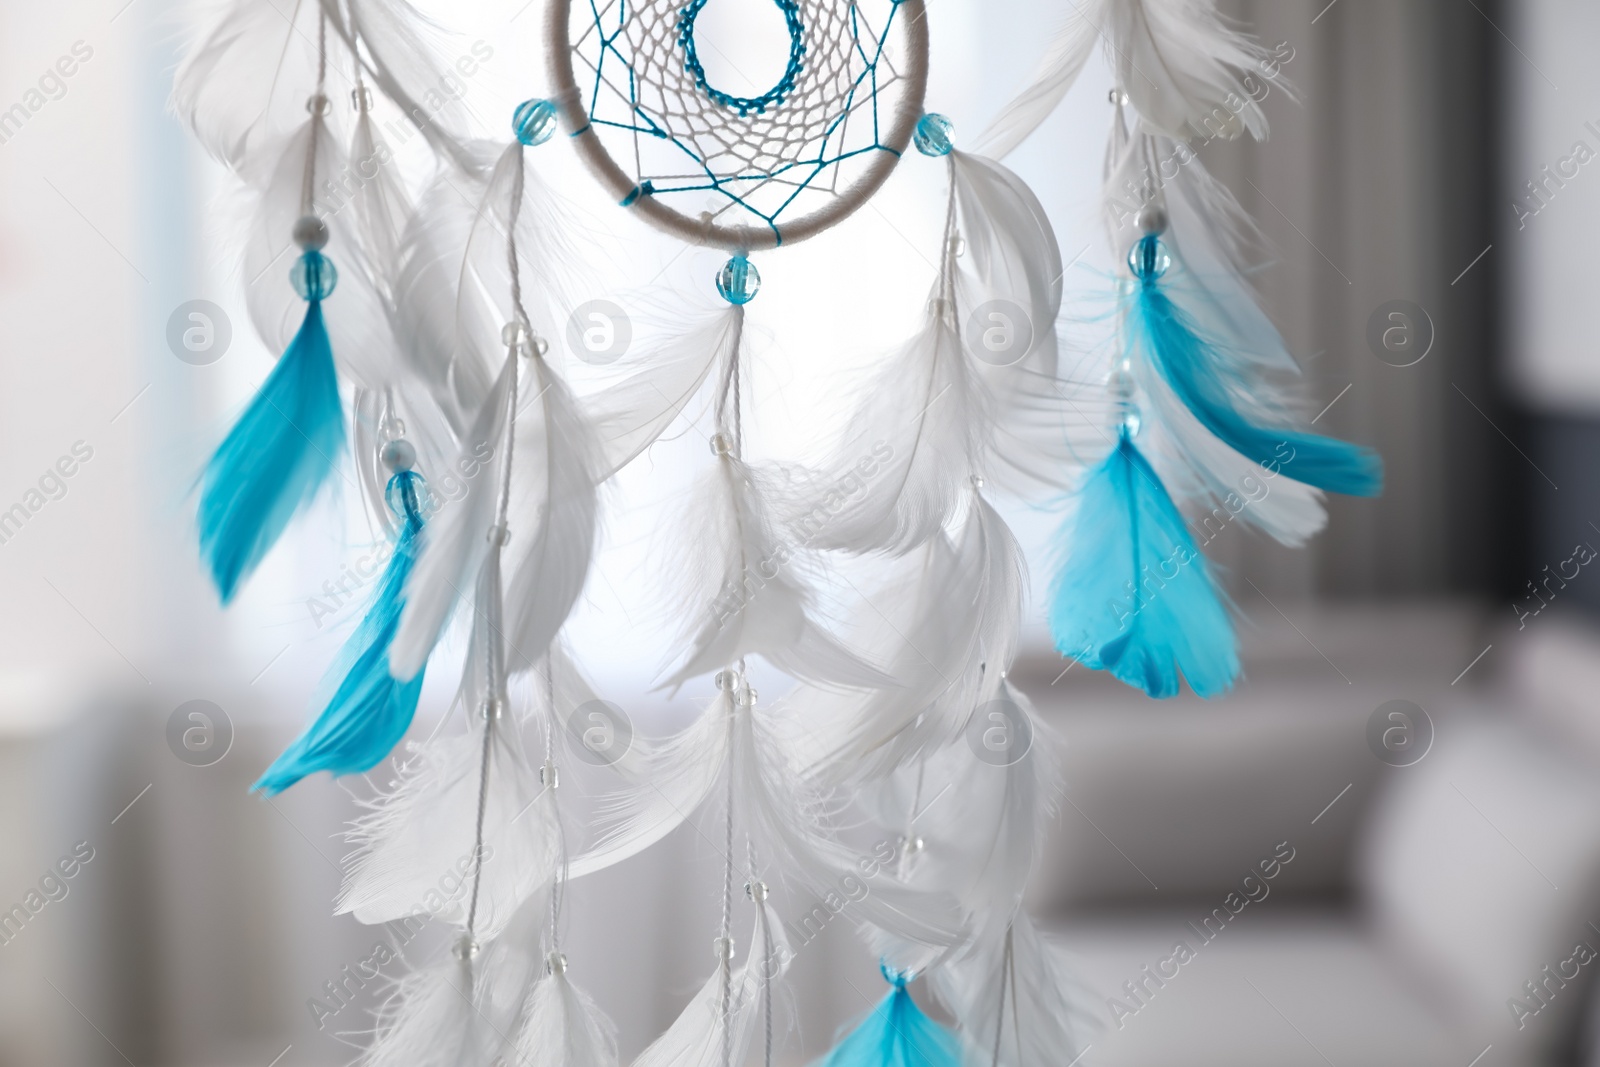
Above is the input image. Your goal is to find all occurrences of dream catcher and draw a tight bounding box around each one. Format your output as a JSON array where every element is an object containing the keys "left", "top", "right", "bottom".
[{"left": 170, "top": 0, "right": 1379, "bottom": 1066}]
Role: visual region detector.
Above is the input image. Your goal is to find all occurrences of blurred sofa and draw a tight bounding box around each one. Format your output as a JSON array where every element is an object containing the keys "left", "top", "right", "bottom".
[{"left": 1020, "top": 604, "right": 1600, "bottom": 1067}]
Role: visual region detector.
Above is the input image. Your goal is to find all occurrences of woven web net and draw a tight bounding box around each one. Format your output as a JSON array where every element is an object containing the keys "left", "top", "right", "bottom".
[{"left": 571, "top": 0, "right": 912, "bottom": 243}]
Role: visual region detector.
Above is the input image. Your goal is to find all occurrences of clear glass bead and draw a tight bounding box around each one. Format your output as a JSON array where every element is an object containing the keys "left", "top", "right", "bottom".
[
  {"left": 1127, "top": 235, "right": 1171, "bottom": 281},
  {"left": 716, "top": 254, "right": 760, "bottom": 305},
  {"left": 1121, "top": 405, "right": 1143, "bottom": 437},
  {"left": 453, "top": 936, "right": 480, "bottom": 961},
  {"left": 713, "top": 936, "right": 735, "bottom": 961},
  {"left": 914, "top": 112, "right": 955, "bottom": 157},
  {"left": 290, "top": 251, "right": 337, "bottom": 301},
  {"left": 745, "top": 881, "right": 769, "bottom": 902},
  {"left": 513, "top": 98, "right": 558, "bottom": 147},
  {"left": 709, "top": 432, "right": 733, "bottom": 456},
  {"left": 540, "top": 760, "right": 559, "bottom": 790},
  {"left": 546, "top": 951, "right": 568, "bottom": 976}
]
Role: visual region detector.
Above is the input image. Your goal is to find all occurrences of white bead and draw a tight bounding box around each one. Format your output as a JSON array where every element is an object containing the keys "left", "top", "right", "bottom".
[
  {"left": 293, "top": 215, "right": 329, "bottom": 251},
  {"left": 381, "top": 439, "right": 416, "bottom": 473}
]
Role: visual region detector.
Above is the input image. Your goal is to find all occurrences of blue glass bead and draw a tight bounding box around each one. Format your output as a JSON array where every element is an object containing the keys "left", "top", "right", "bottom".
[
  {"left": 716, "top": 255, "right": 760, "bottom": 305},
  {"left": 1128, "top": 234, "right": 1171, "bottom": 281},
  {"left": 513, "top": 98, "right": 558, "bottom": 147},
  {"left": 290, "top": 250, "right": 337, "bottom": 301},
  {"left": 914, "top": 113, "right": 955, "bottom": 157}
]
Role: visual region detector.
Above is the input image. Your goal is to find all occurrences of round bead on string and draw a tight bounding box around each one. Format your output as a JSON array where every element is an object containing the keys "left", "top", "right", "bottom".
[
  {"left": 513, "top": 98, "right": 559, "bottom": 146},
  {"left": 1136, "top": 204, "right": 1169, "bottom": 236},
  {"left": 381, "top": 438, "right": 417, "bottom": 474},
  {"left": 714, "top": 668, "right": 741, "bottom": 691},
  {"left": 902, "top": 834, "right": 925, "bottom": 856},
  {"left": 293, "top": 215, "right": 329, "bottom": 251},
  {"left": 502, "top": 320, "right": 547, "bottom": 358},
  {"left": 716, "top": 254, "right": 760, "bottom": 305},
  {"left": 709, "top": 433, "right": 733, "bottom": 457},
  {"left": 1127, "top": 234, "right": 1171, "bottom": 282},
  {"left": 306, "top": 92, "right": 331, "bottom": 116},
  {"left": 352, "top": 85, "right": 374, "bottom": 113},
  {"left": 713, "top": 936, "right": 735, "bottom": 962},
  {"left": 745, "top": 880, "right": 769, "bottom": 902},
  {"left": 290, "top": 250, "right": 337, "bottom": 301},
  {"left": 1108, "top": 359, "right": 1142, "bottom": 437},
  {"left": 546, "top": 952, "right": 568, "bottom": 976},
  {"left": 914, "top": 112, "right": 955, "bottom": 156},
  {"left": 453, "top": 936, "right": 480, "bottom": 961},
  {"left": 736, "top": 684, "right": 758, "bottom": 708}
]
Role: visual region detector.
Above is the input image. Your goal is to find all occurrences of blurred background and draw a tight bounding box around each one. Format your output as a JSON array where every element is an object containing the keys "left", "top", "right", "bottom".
[{"left": 0, "top": 0, "right": 1595, "bottom": 1065}]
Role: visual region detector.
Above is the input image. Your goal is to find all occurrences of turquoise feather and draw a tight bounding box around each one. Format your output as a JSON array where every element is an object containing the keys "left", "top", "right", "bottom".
[
  {"left": 254, "top": 471, "right": 427, "bottom": 794},
  {"left": 198, "top": 296, "right": 343, "bottom": 603},
  {"left": 816, "top": 965, "right": 960, "bottom": 1067},
  {"left": 1048, "top": 430, "right": 1238, "bottom": 698},
  {"left": 1130, "top": 235, "right": 1382, "bottom": 498}
]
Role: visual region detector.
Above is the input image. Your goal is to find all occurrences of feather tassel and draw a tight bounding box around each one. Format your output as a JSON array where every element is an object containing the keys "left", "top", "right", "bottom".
[
  {"left": 254, "top": 469, "right": 427, "bottom": 793},
  {"left": 1048, "top": 428, "right": 1238, "bottom": 698},
  {"left": 198, "top": 290, "right": 343, "bottom": 603},
  {"left": 815, "top": 966, "right": 960, "bottom": 1067}
]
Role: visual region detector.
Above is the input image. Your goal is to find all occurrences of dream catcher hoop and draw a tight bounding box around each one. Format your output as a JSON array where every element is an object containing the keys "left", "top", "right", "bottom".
[{"left": 546, "top": 0, "right": 929, "bottom": 249}]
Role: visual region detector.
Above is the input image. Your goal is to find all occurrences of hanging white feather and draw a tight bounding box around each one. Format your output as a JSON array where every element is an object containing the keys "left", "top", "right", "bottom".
[
  {"left": 359, "top": 894, "right": 547, "bottom": 1067},
  {"left": 502, "top": 356, "right": 602, "bottom": 677},
  {"left": 513, "top": 965, "right": 621, "bottom": 1067},
  {"left": 930, "top": 915, "right": 1100, "bottom": 1067},
  {"left": 393, "top": 142, "right": 581, "bottom": 440},
  {"left": 793, "top": 491, "right": 1023, "bottom": 786},
  {"left": 172, "top": 0, "right": 328, "bottom": 172},
  {"left": 630, "top": 902, "right": 791, "bottom": 1067},
  {"left": 571, "top": 688, "right": 963, "bottom": 948},
  {"left": 390, "top": 348, "right": 514, "bottom": 679},
  {"left": 661, "top": 453, "right": 894, "bottom": 691},
  {"left": 972, "top": 0, "right": 1278, "bottom": 162},
  {"left": 584, "top": 304, "right": 740, "bottom": 477},
  {"left": 801, "top": 299, "right": 988, "bottom": 556},
  {"left": 338, "top": 703, "right": 560, "bottom": 941},
  {"left": 971, "top": 11, "right": 1099, "bottom": 161},
  {"left": 329, "top": 0, "right": 479, "bottom": 173}
]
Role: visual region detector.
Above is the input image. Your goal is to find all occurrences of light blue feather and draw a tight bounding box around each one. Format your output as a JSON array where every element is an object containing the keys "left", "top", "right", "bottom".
[
  {"left": 1048, "top": 430, "right": 1239, "bottom": 698},
  {"left": 1130, "top": 235, "right": 1382, "bottom": 498},
  {"left": 817, "top": 966, "right": 960, "bottom": 1067},
  {"left": 255, "top": 471, "right": 427, "bottom": 795},
  {"left": 199, "top": 297, "right": 343, "bottom": 603}
]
